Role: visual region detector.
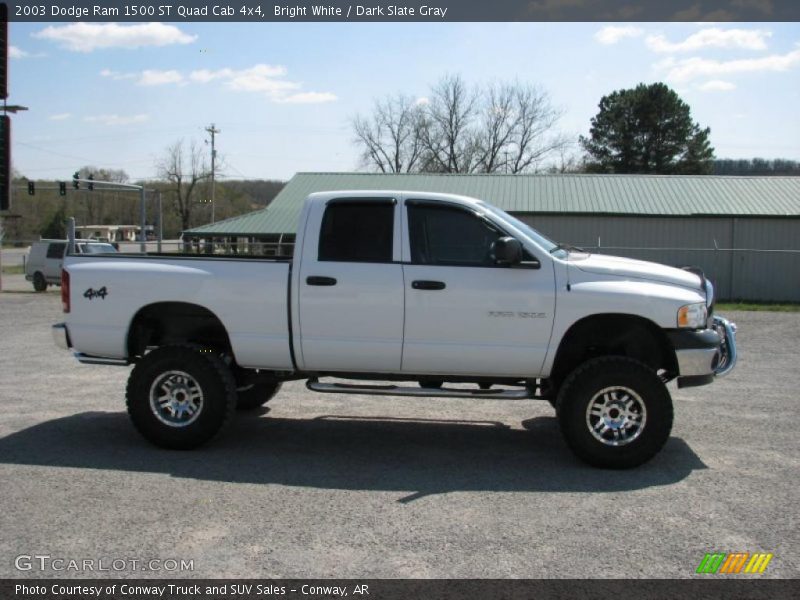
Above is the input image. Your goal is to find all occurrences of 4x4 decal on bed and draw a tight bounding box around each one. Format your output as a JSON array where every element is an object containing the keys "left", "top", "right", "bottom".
[{"left": 83, "top": 287, "right": 108, "bottom": 300}]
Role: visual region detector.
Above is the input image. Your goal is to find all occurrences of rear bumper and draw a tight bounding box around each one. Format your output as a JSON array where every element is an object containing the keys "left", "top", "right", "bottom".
[
  {"left": 52, "top": 322, "right": 71, "bottom": 350},
  {"left": 52, "top": 322, "right": 129, "bottom": 366},
  {"left": 668, "top": 316, "right": 738, "bottom": 388}
]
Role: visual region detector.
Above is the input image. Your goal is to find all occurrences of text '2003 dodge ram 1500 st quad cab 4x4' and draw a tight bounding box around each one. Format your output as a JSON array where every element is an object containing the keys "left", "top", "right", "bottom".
[{"left": 53, "top": 191, "right": 737, "bottom": 468}]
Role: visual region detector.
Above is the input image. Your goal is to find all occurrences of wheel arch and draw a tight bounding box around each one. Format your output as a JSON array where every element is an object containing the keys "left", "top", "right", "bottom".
[
  {"left": 549, "top": 313, "right": 677, "bottom": 391},
  {"left": 126, "top": 301, "right": 233, "bottom": 361}
]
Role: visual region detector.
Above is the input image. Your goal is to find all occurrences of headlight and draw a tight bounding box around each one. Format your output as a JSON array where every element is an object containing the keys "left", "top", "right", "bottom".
[{"left": 677, "top": 303, "right": 708, "bottom": 329}]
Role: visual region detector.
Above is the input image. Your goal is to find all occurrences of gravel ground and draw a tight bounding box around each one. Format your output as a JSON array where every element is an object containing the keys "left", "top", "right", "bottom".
[{"left": 0, "top": 285, "right": 798, "bottom": 579}]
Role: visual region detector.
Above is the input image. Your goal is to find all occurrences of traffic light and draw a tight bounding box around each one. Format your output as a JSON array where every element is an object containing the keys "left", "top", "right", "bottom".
[
  {"left": 27, "top": 180, "right": 35, "bottom": 195},
  {"left": 59, "top": 182, "right": 67, "bottom": 196},
  {"left": 88, "top": 173, "right": 94, "bottom": 191},
  {"left": 72, "top": 171, "right": 79, "bottom": 190}
]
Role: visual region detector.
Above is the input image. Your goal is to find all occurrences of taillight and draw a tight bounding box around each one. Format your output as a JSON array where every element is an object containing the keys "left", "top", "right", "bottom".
[{"left": 61, "top": 269, "right": 70, "bottom": 313}]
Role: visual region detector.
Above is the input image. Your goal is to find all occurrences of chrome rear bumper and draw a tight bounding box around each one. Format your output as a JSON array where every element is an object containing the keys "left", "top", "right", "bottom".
[{"left": 52, "top": 323, "right": 70, "bottom": 350}]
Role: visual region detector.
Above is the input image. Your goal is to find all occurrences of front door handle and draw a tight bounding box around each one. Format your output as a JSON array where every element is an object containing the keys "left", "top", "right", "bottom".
[
  {"left": 306, "top": 276, "right": 337, "bottom": 286},
  {"left": 412, "top": 280, "right": 446, "bottom": 291}
]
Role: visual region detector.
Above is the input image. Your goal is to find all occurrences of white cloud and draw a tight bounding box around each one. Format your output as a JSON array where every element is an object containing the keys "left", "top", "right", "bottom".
[
  {"left": 659, "top": 46, "right": 800, "bottom": 82},
  {"left": 190, "top": 65, "right": 286, "bottom": 85},
  {"left": 101, "top": 68, "right": 185, "bottom": 86},
  {"left": 138, "top": 70, "right": 184, "bottom": 86},
  {"left": 9, "top": 46, "right": 28, "bottom": 59},
  {"left": 33, "top": 23, "right": 196, "bottom": 53},
  {"left": 100, "top": 69, "right": 136, "bottom": 81},
  {"left": 646, "top": 28, "right": 772, "bottom": 53},
  {"left": 99, "top": 62, "right": 335, "bottom": 104},
  {"left": 48, "top": 113, "right": 72, "bottom": 121},
  {"left": 697, "top": 80, "right": 737, "bottom": 92},
  {"left": 414, "top": 97, "right": 430, "bottom": 106},
  {"left": 190, "top": 64, "right": 335, "bottom": 103},
  {"left": 275, "top": 92, "right": 338, "bottom": 104},
  {"left": 84, "top": 114, "right": 150, "bottom": 126},
  {"left": 594, "top": 25, "right": 644, "bottom": 45}
]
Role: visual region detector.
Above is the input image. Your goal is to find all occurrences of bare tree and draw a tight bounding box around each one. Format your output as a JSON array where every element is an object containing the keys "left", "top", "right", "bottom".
[
  {"left": 353, "top": 75, "right": 570, "bottom": 175},
  {"left": 474, "top": 83, "right": 518, "bottom": 173},
  {"left": 419, "top": 74, "right": 479, "bottom": 173},
  {"left": 352, "top": 94, "right": 425, "bottom": 173},
  {"left": 508, "top": 84, "right": 569, "bottom": 173},
  {"left": 156, "top": 140, "right": 212, "bottom": 232}
]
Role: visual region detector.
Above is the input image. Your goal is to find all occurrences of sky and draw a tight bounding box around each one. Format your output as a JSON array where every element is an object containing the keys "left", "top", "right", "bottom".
[{"left": 7, "top": 21, "right": 800, "bottom": 182}]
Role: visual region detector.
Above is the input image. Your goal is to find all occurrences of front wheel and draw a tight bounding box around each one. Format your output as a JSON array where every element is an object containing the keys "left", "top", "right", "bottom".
[
  {"left": 126, "top": 345, "right": 236, "bottom": 449},
  {"left": 556, "top": 356, "right": 673, "bottom": 469}
]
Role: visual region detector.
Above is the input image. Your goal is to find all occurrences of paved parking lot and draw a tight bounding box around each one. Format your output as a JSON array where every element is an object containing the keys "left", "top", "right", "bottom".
[{"left": 0, "top": 283, "right": 798, "bottom": 578}]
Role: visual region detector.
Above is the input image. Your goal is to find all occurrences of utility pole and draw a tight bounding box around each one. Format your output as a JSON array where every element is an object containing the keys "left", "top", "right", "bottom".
[{"left": 205, "top": 123, "right": 220, "bottom": 223}]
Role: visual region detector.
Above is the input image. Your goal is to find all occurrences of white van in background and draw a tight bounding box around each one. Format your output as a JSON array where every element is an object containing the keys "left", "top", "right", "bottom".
[{"left": 25, "top": 240, "right": 117, "bottom": 292}]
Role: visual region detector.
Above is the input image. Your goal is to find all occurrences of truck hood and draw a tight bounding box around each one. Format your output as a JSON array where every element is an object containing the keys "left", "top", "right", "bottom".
[{"left": 572, "top": 253, "right": 702, "bottom": 290}]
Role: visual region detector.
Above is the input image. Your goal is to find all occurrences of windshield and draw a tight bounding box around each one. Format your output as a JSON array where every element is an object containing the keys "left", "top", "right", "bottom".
[
  {"left": 79, "top": 243, "right": 117, "bottom": 254},
  {"left": 478, "top": 202, "right": 566, "bottom": 256}
]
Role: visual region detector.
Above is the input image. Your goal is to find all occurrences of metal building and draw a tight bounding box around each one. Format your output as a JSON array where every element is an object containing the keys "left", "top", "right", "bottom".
[{"left": 184, "top": 173, "right": 800, "bottom": 302}]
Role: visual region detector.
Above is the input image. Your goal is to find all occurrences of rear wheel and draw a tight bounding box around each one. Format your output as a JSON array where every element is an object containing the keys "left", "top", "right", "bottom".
[
  {"left": 126, "top": 345, "right": 236, "bottom": 449},
  {"left": 556, "top": 356, "right": 673, "bottom": 469},
  {"left": 33, "top": 272, "right": 47, "bottom": 292},
  {"left": 236, "top": 381, "right": 282, "bottom": 410}
]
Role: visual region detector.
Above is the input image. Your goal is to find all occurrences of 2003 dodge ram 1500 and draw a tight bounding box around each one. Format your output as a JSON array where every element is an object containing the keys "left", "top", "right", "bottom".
[{"left": 53, "top": 191, "right": 737, "bottom": 468}]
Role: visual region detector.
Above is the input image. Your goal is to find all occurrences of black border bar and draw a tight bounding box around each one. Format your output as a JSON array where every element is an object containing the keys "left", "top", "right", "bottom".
[
  {"left": 7, "top": 0, "right": 800, "bottom": 22},
  {"left": 3, "top": 579, "right": 800, "bottom": 600}
]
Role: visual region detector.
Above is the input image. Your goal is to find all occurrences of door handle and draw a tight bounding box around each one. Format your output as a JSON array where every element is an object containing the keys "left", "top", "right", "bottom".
[
  {"left": 306, "top": 276, "right": 337, "bottom": 286},
  {"left": 412, "top": 280, "right": 446, "bottom": 291}
]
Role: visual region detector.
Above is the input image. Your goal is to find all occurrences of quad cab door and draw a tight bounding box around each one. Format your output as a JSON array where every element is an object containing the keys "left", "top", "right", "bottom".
[
  {"left": 400, "top": 199, "right": 555, "bottom": 378},
  {"left": 297, "top": 197, "right": 405, "bottom": 372}
]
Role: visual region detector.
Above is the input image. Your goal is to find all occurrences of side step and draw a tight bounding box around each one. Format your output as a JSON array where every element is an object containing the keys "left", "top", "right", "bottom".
[{"left": 306, "top": 378, "right": 534, "bottom": 400}]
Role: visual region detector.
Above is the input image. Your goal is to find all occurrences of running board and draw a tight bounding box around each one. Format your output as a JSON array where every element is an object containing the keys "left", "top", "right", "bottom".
[
  {"left": 74, "top": 353, "right": 130, "bottom": 366},
  {"left": 306, "top": 379, "right": 534, "bottom": 400}
]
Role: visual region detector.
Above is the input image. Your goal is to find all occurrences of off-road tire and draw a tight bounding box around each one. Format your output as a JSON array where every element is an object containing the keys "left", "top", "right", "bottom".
[
  {"left": 236, "top": 381, "right": 282, "bottom": 411},
  {"left": 556, "top": 356, "right": 673, "bottom": 469},
  {"left": 126, "top": 345, "right": 236, "bottom": 449},
  {"left": 33, "top": 272, "right": 47, "bottom": 292}
]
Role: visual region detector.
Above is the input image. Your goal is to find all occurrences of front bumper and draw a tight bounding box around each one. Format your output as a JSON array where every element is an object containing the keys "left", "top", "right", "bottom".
[{"left": 668, "top": 316, "right": 738, "bottom": 388}]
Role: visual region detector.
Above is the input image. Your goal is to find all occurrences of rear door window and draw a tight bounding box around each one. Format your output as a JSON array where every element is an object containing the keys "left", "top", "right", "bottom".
[
  {"left": 318, "top": 201, "right": 394, "bottom": 263},
  {"left": 46, "top": 243, "right": 66, "bottom": 259}
]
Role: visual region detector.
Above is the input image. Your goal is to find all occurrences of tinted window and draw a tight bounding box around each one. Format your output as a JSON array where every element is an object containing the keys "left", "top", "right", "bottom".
[
  {"left": 80, "top": 243, "right": 117, "bottom": 254},
  {"left": 408, "top": 204, "right": 503, "bottom": 266},
  {"left": 46, "top": 243, "right": 66, "bottom": 259},
  {"left": 318, "top": 201, "right": 394, "bottom": 263}
]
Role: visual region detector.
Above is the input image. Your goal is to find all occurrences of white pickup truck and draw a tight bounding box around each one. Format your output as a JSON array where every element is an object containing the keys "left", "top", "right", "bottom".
[{"left": 53, "top": 191, "right": 737, "bottom": 468}]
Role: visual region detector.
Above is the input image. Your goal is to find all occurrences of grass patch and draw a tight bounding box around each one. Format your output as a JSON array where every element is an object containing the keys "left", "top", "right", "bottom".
[
  {"left": 717, "top": 302, "right": 800, "bottom": 312},
  {"left": 1, "top": 265, "right": 24, "bottom": 275}
]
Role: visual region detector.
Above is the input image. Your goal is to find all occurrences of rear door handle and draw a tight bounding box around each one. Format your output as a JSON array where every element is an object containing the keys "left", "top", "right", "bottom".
[
  {"left": 412, "top": 280, "right": 446, "bottom": 291},
  {"left": 306, "top": 276, "right": 337, "bottom": 286}
]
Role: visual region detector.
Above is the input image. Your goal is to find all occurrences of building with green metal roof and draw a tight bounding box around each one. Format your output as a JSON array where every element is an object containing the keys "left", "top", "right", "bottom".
[{"left": 184, "top": 173, "right": 800, "bottom": 301}]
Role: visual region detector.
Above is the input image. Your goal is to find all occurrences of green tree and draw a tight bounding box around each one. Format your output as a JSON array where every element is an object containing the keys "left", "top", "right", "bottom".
[
  {"left": 40, "top": 205, "right": 67, "bottom": 239},
  {"left": 581, "top": 83, "right": 714, "bottom": 174}
]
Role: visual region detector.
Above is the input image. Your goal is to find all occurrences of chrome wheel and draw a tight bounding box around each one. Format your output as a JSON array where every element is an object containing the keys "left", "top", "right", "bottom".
[
  {"left": 585, "top": 386, "right": 647, "bottom": 446},
  {"left": 149, "top": 370, "right": 204, "bottom": 427}
]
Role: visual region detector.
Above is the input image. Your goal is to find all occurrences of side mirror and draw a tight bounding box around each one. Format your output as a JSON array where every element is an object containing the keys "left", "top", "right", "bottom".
[{"left": 490, "top": 236, "right": 523, "bottom": 266}]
